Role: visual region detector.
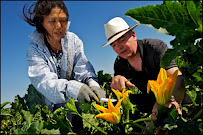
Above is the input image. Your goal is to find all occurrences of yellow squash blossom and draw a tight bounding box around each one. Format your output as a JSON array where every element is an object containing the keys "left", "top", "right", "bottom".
[
  {"left": 94, "top": 96, "right": 123, "bottom": 124},
  {"left": 112, "top": 88, "right": 132, "bottom": 103},
  {"left": 147, "top": 68, "right": 178, "bottom": 105}
]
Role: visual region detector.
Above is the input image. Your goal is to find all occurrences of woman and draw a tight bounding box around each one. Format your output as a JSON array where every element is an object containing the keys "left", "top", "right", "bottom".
[{"left": 22, "top": 0, "right": 105, "bottom": 127}]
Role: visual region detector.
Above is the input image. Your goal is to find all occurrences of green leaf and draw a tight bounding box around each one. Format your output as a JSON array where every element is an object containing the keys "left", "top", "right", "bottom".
[
  {"left": 21, "top": 110, "right": 33, "bottom": 123},
  {"left": 155, "top": 105, "right": 178, "bottom": 127},
  {"left": 0, "top": 111, "right": 13, "bottom": 117},
  {"left": 125, "top": 1, "right": 202, "bottom": 67},
  {"left": 64, "top": 98, "right": 78, "bottom": 114},
  {"left": 186, "top": 89, "right": 198, "bottom": 106},
  {"left": 97, "top": 70, "right": 112, "bottom": 85},
  {"left": 1, "top": 102, "right": 11, "bottom": 109},
  {"left": 13, "top": 129, "right": 30, "bottom": 134},
  {"left": 40, "top": 128, "right": 60, "bottom": 134},
  {"left": 79, "top": 103, "right": 92, "bottom": 113},
  {"left": 50, "top": 111, "right": 73, "bottom": 134},
  {"left": 24, "top": 84, "right": 40, "bottom": 113},
  {"left": 192, "top": 71, "right": 203, "bottom": 82},
  {"left": 168, "top": 118, "right": 201, "bottom": 134},
  {"left": 186, "top": 1, "right": 202, "bottom": 27},
  {"left": 170, "top": 108, "right": 179, "bottom": 120},
  {"left": 125, "top": 2, "right": 197, "bottom": 35},
  {"left": 26, "top": 121, "right": 43, "bottom": 134}
]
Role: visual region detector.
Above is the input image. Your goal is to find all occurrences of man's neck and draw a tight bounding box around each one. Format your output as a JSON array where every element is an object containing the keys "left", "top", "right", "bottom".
[{"left": 128, "top": 51, "right": 142, "bottom": 72}]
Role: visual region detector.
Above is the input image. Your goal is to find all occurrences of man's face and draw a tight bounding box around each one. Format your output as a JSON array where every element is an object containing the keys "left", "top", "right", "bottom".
[{"left": 110, "top": 31, "right": 137, "bottom": 59}]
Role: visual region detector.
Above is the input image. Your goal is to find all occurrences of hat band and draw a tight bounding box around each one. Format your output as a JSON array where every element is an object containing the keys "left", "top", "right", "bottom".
[{"left": 107, "top": 28, "right": 130, "bottom": 41}]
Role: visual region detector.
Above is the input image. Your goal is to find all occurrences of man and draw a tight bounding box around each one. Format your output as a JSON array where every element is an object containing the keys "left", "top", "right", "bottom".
[{"left": 101, "top": 17, "right": 186, "bottom": 119}]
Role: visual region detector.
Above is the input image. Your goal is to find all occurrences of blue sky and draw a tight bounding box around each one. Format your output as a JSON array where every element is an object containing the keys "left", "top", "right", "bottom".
[{"left": 1, "top": 1, "right": 175, "bottom": 104}]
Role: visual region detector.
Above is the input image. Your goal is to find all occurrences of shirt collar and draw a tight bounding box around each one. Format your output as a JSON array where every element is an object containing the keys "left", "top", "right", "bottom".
[
  {"left": 29, "top": 30, "right": 67, "bottom": 52},
  {"left": 29, "top": 30, "right": 46, "bottom": 52},
  {"left": 137, "top": 40, "right": 144, "bottom": 59}
]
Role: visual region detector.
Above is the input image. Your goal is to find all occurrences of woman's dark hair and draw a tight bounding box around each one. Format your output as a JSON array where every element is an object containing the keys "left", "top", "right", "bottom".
[{"left": 22, "top": 0, "right": 69, "bottom": 35}]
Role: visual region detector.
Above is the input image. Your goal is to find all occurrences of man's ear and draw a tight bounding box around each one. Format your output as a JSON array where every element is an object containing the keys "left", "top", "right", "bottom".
[{"left": 132, "top": 31, "right": 137, "bottom": 40}]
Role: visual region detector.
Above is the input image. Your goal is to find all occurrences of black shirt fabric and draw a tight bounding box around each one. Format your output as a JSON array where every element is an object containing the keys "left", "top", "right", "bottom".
[{"left": 114, "top": 38, "right": 177, "bottom": 112}]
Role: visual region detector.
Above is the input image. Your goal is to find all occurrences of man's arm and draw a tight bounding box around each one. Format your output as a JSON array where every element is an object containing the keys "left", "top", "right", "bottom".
[
  {"left": 167, "top": 67, "right": 186, "bottom": 104},
  {"left": 111, "top": 75, "right": 135, "bottom": 91}
]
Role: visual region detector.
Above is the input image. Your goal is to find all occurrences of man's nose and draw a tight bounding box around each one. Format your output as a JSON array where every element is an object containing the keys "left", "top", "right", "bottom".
[{"left": 118, "top": 44, "right": 123, "bottom": 49}]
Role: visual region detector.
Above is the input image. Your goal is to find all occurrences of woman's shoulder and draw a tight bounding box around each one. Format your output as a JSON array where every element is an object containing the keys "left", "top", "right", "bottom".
[
  {"left": 27, "top": 31, "right": 46, "bottom": 52},
  {"left": 65, "top": 31, "right": 83, "bottom": 45},
  {"left": 66, "top": 31, "right": 79, "bottom": 40}
]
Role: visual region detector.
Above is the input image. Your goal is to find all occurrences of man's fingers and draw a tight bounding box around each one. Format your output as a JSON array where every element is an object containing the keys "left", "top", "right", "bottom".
[
  {"left": 152, "top": 102, "right": 158, "bottom": 114},
  {"left": 125, "top": 81, "right": 135, "bottom": 88},
  {"left": 151, "top": 113, "right": 157, "bottom": 120},
  {"left": 170, "top": 101, "right": 182, "bottom": 116},
  {"left": 111, "top": 75, "right": 128, "bottom": 91},
  {"left": 119, "top": 79, "right": 126, "bottom": 90}
]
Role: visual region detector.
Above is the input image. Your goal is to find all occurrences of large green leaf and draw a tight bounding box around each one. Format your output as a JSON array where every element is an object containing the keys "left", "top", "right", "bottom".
[
  {"left": 125, "top": 0, "right": 202, "bottom": 66},
  {"left": 24, "top": 84, "right": 39, "bottom": 113},
  {"left": 125, "top": 2, "right": 198, "bottom": 35},
  {"left": 186, "top": 1, "right": 202, "bottom": 27}
]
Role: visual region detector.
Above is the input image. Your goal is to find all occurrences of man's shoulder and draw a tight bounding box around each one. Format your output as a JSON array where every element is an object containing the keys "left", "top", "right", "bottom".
[
  {"left": 139, "top": 38, "right": 165, "bottom": 45},
  {"left": 139, "top": 38, "right": 167, "bottom": 50}
]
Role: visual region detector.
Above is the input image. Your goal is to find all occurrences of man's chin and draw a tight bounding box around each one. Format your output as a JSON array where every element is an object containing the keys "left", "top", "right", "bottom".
[
  {"left": 119, "top": 54, "right": 131, "bottom": 59},
  {"left": 119, "top": 55, "right": 128, "bottom": 59}
]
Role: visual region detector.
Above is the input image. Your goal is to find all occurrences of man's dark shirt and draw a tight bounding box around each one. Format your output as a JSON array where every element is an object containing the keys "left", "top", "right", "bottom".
[{"left": 114, "top": 39, "right": 177, "bottom": 112}]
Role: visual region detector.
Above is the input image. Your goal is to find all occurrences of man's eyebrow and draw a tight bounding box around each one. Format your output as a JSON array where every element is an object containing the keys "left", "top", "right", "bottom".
[{"left": 118, "top": 35, "right": 125, "bottom": 40}]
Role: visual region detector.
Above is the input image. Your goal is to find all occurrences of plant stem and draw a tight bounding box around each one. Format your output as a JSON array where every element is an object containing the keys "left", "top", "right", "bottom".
[
  {"left": 125, "top": 118, "right": 153, "bottom": 134},
  {"left": 131, "top": 122, "right": 153, "bottom": 134},
  {"left": 133, "top": 117, "right": 152, "bottom": 123}
]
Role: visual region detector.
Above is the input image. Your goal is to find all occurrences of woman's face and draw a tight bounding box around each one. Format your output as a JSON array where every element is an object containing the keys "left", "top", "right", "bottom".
[{"left": 42, "top": 7, "right": 67, "bottom": 42}]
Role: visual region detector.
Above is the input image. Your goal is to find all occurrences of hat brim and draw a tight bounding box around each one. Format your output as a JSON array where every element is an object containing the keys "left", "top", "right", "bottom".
[{"left": 101, "top": 24, "right": 138, "bottom": 48}]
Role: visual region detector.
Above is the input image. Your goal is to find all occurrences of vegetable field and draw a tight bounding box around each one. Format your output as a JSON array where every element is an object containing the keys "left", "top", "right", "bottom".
[{"left": 1, "top": 0, "right": 202, "bottom": 134}]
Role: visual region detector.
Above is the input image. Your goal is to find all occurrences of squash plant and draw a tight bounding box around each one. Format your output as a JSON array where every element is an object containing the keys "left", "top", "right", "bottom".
[{"left": 1, "top": 0, "right": 202, "bottom": 134}]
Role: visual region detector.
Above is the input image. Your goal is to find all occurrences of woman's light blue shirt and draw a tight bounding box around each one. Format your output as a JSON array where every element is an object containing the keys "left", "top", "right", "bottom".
[{"left": 27, "top": 30, "right": 99, "bottom": 108}]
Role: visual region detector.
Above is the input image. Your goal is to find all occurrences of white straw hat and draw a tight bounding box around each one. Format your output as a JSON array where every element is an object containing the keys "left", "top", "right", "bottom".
[{"left": 101, "top": 17, "right": 138, "bottom": 47}]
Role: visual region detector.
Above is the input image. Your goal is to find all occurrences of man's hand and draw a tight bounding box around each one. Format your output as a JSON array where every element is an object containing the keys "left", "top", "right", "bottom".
[
  {"left": 77, "top": 84, "right": 100, "bottom": 103},
  {"left": 111, "top": 75, "right": 135, "bottom": 91},
  {"left": 90, "top": 86, "right": 106, "bottom": 100},
  {"left": 151, "top": 101, "right": 182, "bottom": 120}
]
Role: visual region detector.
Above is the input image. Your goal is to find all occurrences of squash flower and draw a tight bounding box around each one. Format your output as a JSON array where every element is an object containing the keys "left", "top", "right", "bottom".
[
  {"left": 112, "top": 88, "right": 132, "bottom": 103},
  {"left": 147, "top": 68, "right": 178, "bottom": 105},
  {"left": 94, "top": 96, "right": 123, "bottom": 124}
]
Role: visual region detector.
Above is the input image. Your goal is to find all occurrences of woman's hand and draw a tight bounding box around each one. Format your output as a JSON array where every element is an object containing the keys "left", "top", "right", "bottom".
[
  {"left": 110, "top": 75, "right": 135, "bottom": 91},
  {"left": 151, "top": 101, "right": 182, "bottom": 120}
]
